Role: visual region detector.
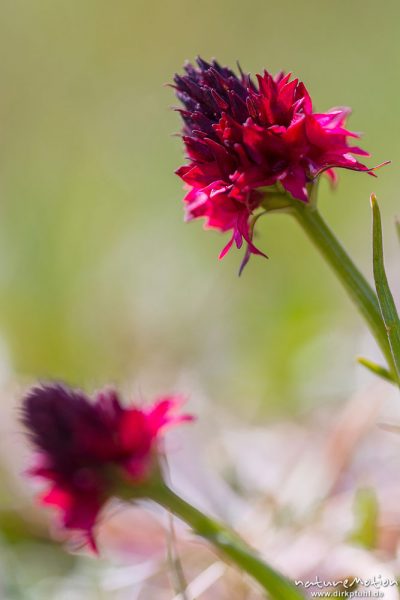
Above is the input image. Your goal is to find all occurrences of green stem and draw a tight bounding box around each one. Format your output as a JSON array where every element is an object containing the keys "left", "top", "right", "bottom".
[
  {"left": 290, "top": 202, "right": 396, "bottom": 377},
  {"left": 148, "top": 482, "right": 304, "bottom": 599}
]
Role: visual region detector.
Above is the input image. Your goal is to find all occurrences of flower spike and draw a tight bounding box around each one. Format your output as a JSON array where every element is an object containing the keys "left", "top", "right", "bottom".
[
  {"left": 21, "top": 383, "right": 193, "bottom": 551},
  {"left": 173, "top": 57, "right": 379, "bottom": 270}
]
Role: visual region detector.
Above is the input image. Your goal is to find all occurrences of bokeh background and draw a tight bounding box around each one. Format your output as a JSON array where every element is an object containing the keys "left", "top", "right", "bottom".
[{"left": 1, "top": 1, "right": 400, "bottom": 598}]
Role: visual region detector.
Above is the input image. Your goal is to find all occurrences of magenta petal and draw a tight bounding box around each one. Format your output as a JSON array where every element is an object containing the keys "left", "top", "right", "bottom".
[
  {"left": 146, "top": 396, "right": 194, "bottom": 436},
  {"left": 280, "top": 167, "right": 309, "bottom": 202},
  {"left": 219, "top": 235, "right": 234, "bottom": 259}
]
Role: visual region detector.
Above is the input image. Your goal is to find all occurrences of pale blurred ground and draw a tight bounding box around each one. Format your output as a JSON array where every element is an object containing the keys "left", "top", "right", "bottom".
[{"left": 0, "top": 0, "right": 400, "bottom": 598}]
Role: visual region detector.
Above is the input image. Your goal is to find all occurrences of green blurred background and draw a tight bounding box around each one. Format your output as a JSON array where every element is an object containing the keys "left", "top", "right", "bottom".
[{"left": 0, "top": 0, "right": 399, "bottom": 415}]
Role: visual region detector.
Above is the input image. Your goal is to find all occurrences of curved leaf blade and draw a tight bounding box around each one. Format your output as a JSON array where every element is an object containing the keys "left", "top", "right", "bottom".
[
  {"left": 357, "top": 356, "right": 396, "bottom": 383},
  {"left": 370, "top": 194, "right": 400, "bottom": 384}
]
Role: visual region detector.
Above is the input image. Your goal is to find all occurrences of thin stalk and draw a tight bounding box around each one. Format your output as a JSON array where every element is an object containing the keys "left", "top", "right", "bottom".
[
  {"left": 148, "top": 482, "right": 304, "bottom": 600},
  {"left": 290, "top": 202, "right": 396, "bottom": 378}
]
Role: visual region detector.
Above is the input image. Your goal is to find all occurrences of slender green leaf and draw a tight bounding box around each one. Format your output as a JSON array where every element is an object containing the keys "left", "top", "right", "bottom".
[
  {"left": 371, "top": 194, "right": 400, "bottom": 384},
  {"left": 357, "top": 356, "right": 396, "bottom": 383},
  {"left": 349, "top": 487, "right": 379, "bottom": 550}
]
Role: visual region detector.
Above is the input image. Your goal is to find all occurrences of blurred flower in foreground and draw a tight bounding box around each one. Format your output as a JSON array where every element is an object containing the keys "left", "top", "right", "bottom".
[
  {"left": 173, "top": 57, "right": 374, "bottom": 266},
  {"left": 21, "top": 383, "right": 192, "bottom": 552},
  {"left": 21, "top": 385, "right": 301, "bottom": 599}
]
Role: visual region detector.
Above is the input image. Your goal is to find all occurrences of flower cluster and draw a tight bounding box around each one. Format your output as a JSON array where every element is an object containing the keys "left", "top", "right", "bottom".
[
  {"left": 21, "top": 383, "right": 192, "bottom": 551},
  {"left": 173, "top": 57, "right": 372, "bottom": 266}
]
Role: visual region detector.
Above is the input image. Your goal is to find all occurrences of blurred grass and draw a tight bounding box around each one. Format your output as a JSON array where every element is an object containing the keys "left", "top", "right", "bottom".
[{"left": 0, "top": 0, "right": 398, "bottom": 413}]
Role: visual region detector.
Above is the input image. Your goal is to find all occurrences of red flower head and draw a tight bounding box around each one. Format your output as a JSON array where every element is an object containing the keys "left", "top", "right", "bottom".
[
  {"left": 173, "top": 58, "right": 379, "bottom": 270},
  {"left": 21, "top": 383, "right": 193, "bottom": 552}
]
